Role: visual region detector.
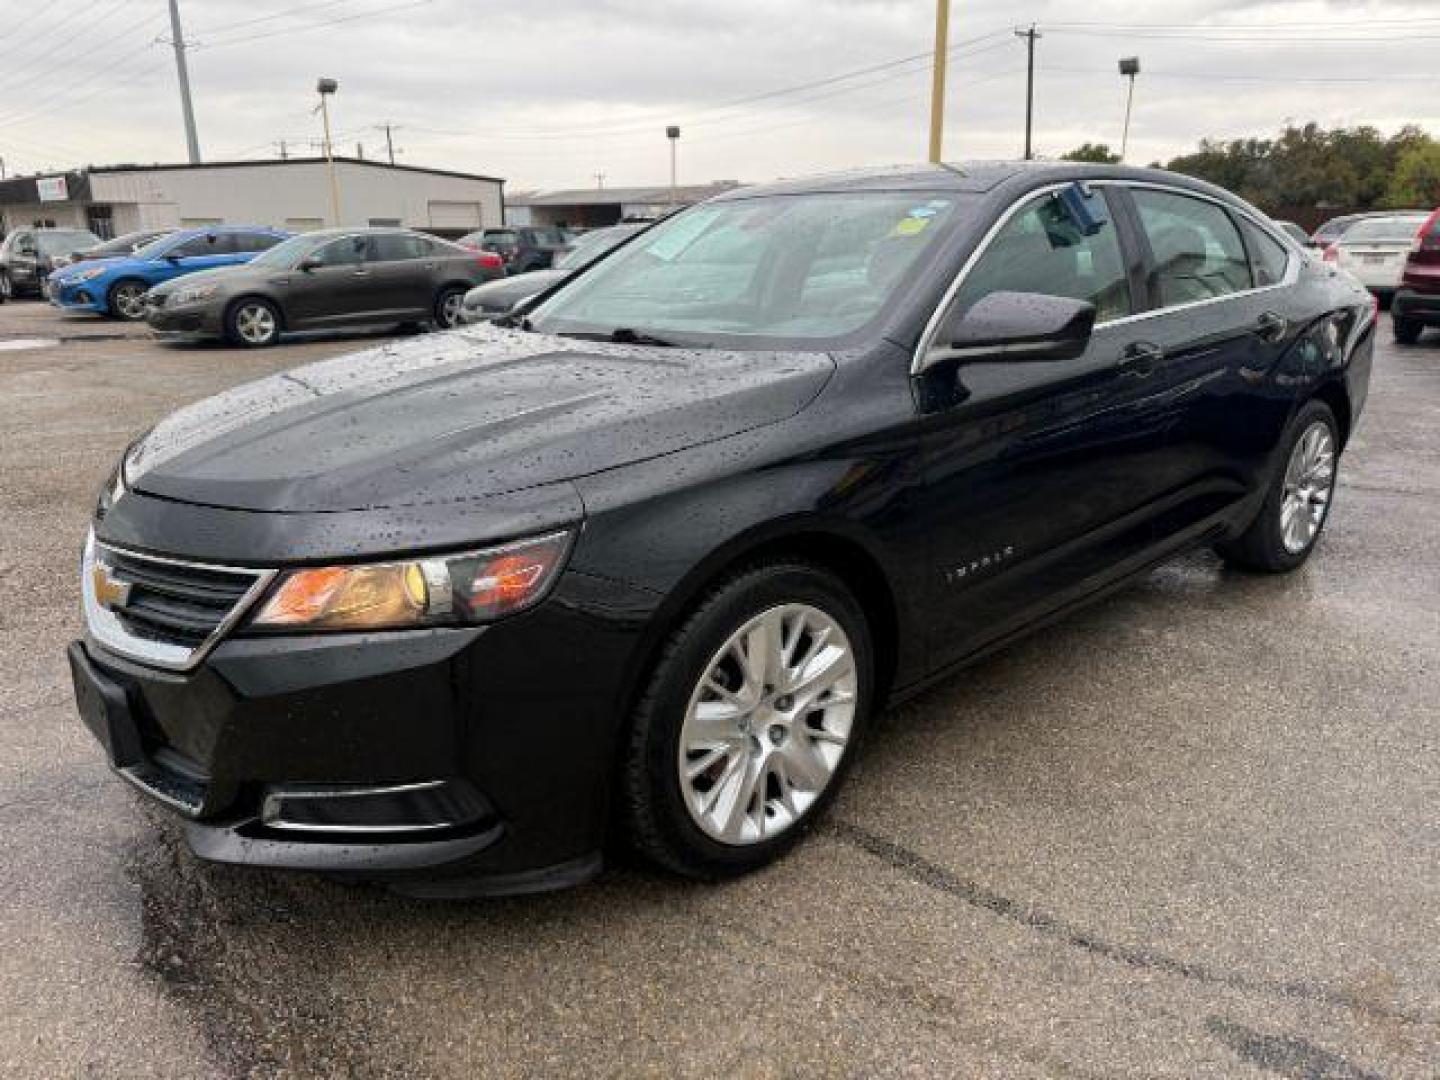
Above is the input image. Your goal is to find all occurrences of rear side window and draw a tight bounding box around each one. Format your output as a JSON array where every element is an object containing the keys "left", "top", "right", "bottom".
[
  {"left": 1132, "top": 189, "right": 1252, "bottom": 307},
  {"left": 236, "top": 232, "right": 282, "bottom": 253},
  {"left": 1238, "top": 219, "right": 1291, "bottom": 287},
  {"left": 953, "top": 189, "right": 1133, "bottom": 322}
]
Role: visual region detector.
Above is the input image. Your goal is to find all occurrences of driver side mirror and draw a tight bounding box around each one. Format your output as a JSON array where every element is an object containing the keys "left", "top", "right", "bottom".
[
  {"left": 17, "top": 243, "right": 37, "bottom": 257},
  {"left": 920, "top": 291, "right": 1096, "bottom": 372},
  {"left": 298, "top": 254, "right": 323, "bottom": 272}
]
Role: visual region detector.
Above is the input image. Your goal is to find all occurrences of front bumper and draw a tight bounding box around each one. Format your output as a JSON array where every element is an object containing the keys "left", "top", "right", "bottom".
[
  {"left": 47, "top": 277, "right": 107, "bottom": 313},
  {"left": 145, "top": 298, "right": 224, "bottom": 336},
  {"left": 70, "top": 558, "right": 654, "bottom": 892}
]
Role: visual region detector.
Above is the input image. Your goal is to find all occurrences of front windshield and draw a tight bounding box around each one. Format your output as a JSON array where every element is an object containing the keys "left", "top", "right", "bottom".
[
  {"left": 247, "top": 233, "right": 325, "bottom": 269},
  {"left": 529, "top": 192, "right": 965, "bottom": 344},
  {"left": 36, "top": 230, "right": 98, "bottom": 255}
]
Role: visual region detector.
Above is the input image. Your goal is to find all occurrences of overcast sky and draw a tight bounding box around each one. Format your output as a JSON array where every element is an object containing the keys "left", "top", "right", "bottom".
[{"left": 1, "top": 0, "right": 1437, "bottom": 191}]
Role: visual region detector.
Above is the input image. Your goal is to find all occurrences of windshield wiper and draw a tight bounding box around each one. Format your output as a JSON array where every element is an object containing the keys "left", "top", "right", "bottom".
[{"left": 607, "top": 327, "right": 677, "bottom": 347}]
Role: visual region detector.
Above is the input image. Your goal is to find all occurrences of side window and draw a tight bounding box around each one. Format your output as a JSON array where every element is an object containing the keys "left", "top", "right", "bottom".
[
  {"left": 1239, "top": 219, "right": 1291, "bottom": 287},
  {"left": 368, "top": 234, "right": 429, "bottom": 261},
  {"left": 311, "top": 235, "right": 367, "bottom": 267},
  {"left": 170, "top": 234, "right": 219, "bottom": 258},
  {"left": 237, "top": 232, "right": 282, "bottom": 253},
  {"left": 952, "top": 189, "right": 1133, "bottom": 322},
  {"left": 1131, "top": 189, "right": 1252, "bottom": 306}
]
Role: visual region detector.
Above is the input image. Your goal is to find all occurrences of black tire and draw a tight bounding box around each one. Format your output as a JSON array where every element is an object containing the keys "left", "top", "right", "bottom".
[
  {"left": 106, "top": 279, "right": 149, "bottom": 321},
  {"left": 433, "top": 286, "right": 466, "bottom": 329},
  {"left": 1216, "top": 400, "right": 1339, "bottom": 573},
  {"left": 224, "top": 297, "right": 281, "bottom": 348},
  {"left": 0, "top": 271, "right": 11, "bottom": 302},
  {"left": 1393, "top": 316, "right": 1423, "bottom": 345},
  {"left": 621, "top": 562, "right": 873, "bottom": 879}
]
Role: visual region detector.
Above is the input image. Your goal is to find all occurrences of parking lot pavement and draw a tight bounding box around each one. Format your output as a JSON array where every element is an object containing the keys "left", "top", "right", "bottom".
[{"left": 1, "top": 298, "right": 1436, "bottom": 1077}]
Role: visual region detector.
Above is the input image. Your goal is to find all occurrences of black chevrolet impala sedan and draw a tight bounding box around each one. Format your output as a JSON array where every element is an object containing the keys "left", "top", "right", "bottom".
[{"left": 71, "top": 162, "right": 1374, "bottom": 895}]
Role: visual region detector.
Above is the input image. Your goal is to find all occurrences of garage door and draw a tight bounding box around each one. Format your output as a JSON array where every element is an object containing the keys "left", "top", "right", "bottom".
[{"left": 428, "top": 201, "right": 484, "bottom": 229}]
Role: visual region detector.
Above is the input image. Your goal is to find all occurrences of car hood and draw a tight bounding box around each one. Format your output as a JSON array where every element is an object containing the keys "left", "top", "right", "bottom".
[
  {"left": 149, "top": 265, "right": 244, "bottom": 293},
  {"left": 465, "top": 270, "right": 566, "bottom": 310},
  {"left": 54, "top": 255, "right": 130, "bottom": 280},
  {"left": 125, "top": 325, "right": 834, "bottom": 513}
]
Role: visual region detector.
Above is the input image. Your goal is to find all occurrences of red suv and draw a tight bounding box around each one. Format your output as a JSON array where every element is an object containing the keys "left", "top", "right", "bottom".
[{"left": 1393, "top": 207, "right": 1440, "bottom": 343}]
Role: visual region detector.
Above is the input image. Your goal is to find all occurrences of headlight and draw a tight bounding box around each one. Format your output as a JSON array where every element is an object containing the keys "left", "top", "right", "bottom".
[
  {"left": 249, "top": 531, "right": 574, "bottom": 631},
  {"left": 169, "top": 282, "right": 220, "bottom": 305},
  {"left": 72, "top": 267, "right": 107, "bottom": 282}
]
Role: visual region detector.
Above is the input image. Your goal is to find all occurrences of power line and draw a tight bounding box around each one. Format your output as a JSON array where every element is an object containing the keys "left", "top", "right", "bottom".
[
  {"left": 0, "top": 0, "right": 110, "bottom": 67},
  {"left": 195, "top": 0, "right": 436, "bottom": 50},
  {"left": 195, "top": 0, "right": 380, "bottom": 37},
  {"left": 0, "top": 0, "right": 137, "bottom": 98}
]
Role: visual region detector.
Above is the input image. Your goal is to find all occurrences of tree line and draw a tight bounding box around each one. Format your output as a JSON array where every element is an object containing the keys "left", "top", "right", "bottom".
[{"left": 1060, "top": 123, "right": 1440, "bottom": 213}]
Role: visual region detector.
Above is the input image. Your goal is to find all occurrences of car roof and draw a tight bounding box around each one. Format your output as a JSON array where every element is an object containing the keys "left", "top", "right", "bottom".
[{"left": 710, "top": 160, "right": 1245, "bottom": 204}]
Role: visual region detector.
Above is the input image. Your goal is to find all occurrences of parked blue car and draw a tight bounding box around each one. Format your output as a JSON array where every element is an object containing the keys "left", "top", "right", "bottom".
[{"left": 46, "top": 225, "right": 291, "bottom": 320}]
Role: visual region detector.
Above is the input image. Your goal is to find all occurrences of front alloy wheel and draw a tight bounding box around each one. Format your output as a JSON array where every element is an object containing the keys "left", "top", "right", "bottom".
[
  {"left": 228, "top": 299, "right": 280, "bottom": 347},
  {"left": 108, "top": 281, "right": 148, "bottom": 321},
  {"left": 678, "top": 604, "right": 857, "bottom": 845},
  {"left": 622, "top": 562, "right": 872, "bottom": 879}
]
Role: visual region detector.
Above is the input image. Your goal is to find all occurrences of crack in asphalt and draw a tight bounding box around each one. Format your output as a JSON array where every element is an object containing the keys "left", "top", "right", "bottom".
[{"left": 826, "top": 819, "right": 1431, "bottom": 1029}]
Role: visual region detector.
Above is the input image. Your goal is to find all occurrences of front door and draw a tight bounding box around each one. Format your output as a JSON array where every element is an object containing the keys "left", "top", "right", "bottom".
[
  {"left": 285, "top": 234, "right": 372, "bottom": 327},
  {"left": 914, "top": 185, "right": 1214, "bottom": 669},
  {"left": 362, "top": 233, "right": 434, "bottom": 319}
]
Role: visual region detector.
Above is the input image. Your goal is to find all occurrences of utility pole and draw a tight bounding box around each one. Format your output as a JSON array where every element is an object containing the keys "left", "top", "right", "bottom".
[
  {"left": 167, "top": 0, "right": 202, "bottom": 163},
  {"left": 379, "top": 123, "right": 397, "bottom": 165},
  {"left": 1119, "top": 57, "right": 1141, "bottom": 162},
  {"left": 593, "top": 172, "right": 606, "bottom": 190},
  {"left": 927, "top": 0, "right": 950, "bottom": 162},
  {"left": 1015, "top": 24, "right": 1041, "bottom": 160},
  {"left": 277, "top": 140, "right": 288, "bottom": 160}
]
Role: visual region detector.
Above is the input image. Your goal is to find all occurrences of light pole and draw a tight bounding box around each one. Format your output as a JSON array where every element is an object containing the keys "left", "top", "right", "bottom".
[
  {"left": 167, "top": 0, "right": 201, "bottom": 163},
  {"left": 927, "top": 0, "right": 950, "bottom": 162},
  {"left": 316, "top": 77, "right": 342, "bottom": 225},
  {"left": 1119, "top": 57, "right": 1140, "bottom": 163},
  {"left": 666, "top": 125, "right": 680, "bottom": 206}
]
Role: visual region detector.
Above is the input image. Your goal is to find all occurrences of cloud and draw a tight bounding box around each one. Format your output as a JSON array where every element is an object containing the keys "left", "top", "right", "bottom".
[{"left": 3, "top": 0, "right": 1438, "bottom": 189}]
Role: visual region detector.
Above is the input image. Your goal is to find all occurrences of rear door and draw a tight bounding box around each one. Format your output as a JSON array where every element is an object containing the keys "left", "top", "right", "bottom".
[
  {"left": 1116, "top": 184, "right": 1304, "bottom": 533},
  {"left": 914, "top": 184, "right": 1213, "bottom": 666},
  {"left": 285, "top": 234, "right": 371, "bottom": 327},
  {"left": 363, "top": 233, "right": 434, "bottom": 318}
]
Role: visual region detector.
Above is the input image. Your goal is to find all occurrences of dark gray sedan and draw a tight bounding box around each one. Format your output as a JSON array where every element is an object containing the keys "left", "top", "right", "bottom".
[
  {"left": 461, "top": 222, "right": 648, "bottom": 323},
  {"left": 144, "top": 228, "right": 505, "bottom": 347}
]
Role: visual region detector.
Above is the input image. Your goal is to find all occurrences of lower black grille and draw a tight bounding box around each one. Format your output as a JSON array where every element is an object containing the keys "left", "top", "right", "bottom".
[{"left": 104, "top": 548, "right": 265, "bottom": 648}]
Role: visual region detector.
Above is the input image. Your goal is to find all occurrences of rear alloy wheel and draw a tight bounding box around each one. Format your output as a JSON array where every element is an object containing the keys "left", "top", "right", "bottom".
[
  {"left": 434, "top": 287, "right": 466, "bottom": 329},
  {"left": 107, "top": 280, "right": 148, "bottom": 321},
  {"left": 622, "top": 563, "right": 872, "bottom": 878},
  {"left": 226, "top": 298, "right": 281, "bottom": 348},
  {"left": 1394, "top": 316, "right": 1422, "bottom": 345},
  {"left": 1216, "top": 401, "right": 1338, "bottom": 572}
]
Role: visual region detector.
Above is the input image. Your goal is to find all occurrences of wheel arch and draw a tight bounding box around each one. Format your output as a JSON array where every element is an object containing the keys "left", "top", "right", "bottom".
[
  {"left": 1311, "top": 378, "right": 1352, "bottom": 449},
  {"left": 614, "top": 516, "right": 905, "bottom": 726},
  {"left": 104, "top": 276, "right": 150, "bottom": 313}
]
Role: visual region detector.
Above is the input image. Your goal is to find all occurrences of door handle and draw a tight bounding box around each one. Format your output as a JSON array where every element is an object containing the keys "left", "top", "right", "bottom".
[
  {"left": 1118, "top": 341, "right": 1164, "bottom": 378},
  {"left": 1255, "top": 310, "right": 1288, "bottom": 344},
  {"left": 351, "top": 269, "right": 369, "bottom": 277}
]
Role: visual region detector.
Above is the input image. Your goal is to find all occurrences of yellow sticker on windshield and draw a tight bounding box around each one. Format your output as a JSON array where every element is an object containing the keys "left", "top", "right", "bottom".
[{"left": 894, "top": 217, "right": 929, "bottom": 237}]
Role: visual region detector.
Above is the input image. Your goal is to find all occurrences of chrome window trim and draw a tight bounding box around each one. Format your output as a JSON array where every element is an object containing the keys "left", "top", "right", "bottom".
[
  {"left": 912, "top": 178, "right": 1300, "bottom": 375},
  {"left": 82, "top": 530, "right": 277, "bottom": 673}
]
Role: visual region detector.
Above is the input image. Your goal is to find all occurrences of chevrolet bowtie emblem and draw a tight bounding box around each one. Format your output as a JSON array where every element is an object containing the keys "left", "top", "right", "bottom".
[{"left": 92, "top": 563, "right": 132, "bottom": 611}]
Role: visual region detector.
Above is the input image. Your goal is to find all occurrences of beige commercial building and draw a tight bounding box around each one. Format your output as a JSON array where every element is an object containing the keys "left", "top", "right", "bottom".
[{"left": 0, "top": 157, "right": 505, "bottom": 239}]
